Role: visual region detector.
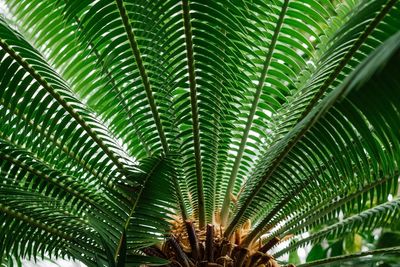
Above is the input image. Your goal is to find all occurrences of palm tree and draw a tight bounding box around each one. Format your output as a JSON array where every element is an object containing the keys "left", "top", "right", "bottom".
[{"left": 1, "top": 0, "right": 400, "bottom": 266}]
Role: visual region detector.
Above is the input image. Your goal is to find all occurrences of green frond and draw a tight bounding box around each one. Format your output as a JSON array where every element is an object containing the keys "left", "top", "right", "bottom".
[
  {"left": 58, "top": 0, "right": 173, "bottom": 156},
  {"left": 181, "top": 0, "right": 206, "bottom": 227},
  {"left": 236, "top": 0, "right": 400, "bottom": 202},
  {"left": 10, "top": 0, "right": 154, "bottom": 158},
  {"left": 0, "top": 16, "right": 137, "bottom": 183},
  {"left": 0, "top": 181, "right": 104, "bottom": 265},
  {"left": 269, "top": 0, "right": 399, "bottom": 141},
  {"left": 235, "top": 30, "right": 400, "bottom": 245},
  {"left": 114, "top": 0, "right": 169, "bottom": 154},
  {"left": 226, "top": 1, "right": 400, "bottom": 238},
  {"left": 0, "top": 138, "right": 178, "bottom": 264},
  {"left": 0, "top": 139, "right": 106, "bottom": 211},
  {"left": 115, "top": 156, "right": 177, "bottom": 257},
  {"left": 275, "top": 198, "right": 400, "bottom": 257},
  {"left": 265, "top": 175, "right": 397, "bottom": 244}
]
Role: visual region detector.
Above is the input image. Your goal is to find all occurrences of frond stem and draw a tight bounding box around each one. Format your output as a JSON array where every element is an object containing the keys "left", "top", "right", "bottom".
[
  {"left": 115, "top": 0, "right": 169, "bottom": 154},
  {"left": 73, "top": 15, "right": 152, "bottom": 157},
  {"left": 0, "top": 203, "right": 73, "bottom": 240},
  {"left": 181, "top": 0, "right": 206, "bottom": 228},
  {"left": 220, "top": 0, "right": 290, "bottom": 226},
  {"left": 113, "top": 158, "right": 163, "bottom": 261}
]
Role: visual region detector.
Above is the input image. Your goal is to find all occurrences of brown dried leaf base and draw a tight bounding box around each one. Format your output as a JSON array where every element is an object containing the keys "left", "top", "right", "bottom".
[{"left": 143, "top": 220, "right": 294, "bottom": 267}]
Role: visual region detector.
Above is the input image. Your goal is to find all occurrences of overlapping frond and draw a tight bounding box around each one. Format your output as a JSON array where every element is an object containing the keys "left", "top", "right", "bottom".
[
  {"left": 5, "top": 0, "right": 153, "bottom": 158},
  {"left": 275, "top": 198, "right": 400, "bottom": 257},
  {"left": 269, "top": 0, "right": 399, "bottom": 141},
  {"left": 229, "top": 30, "right": 400, "bottom": 250},
  {"left": 265, "top": 175, "right": 397, "bottom": 245},
  {"left": 0, "top": 183, "right": 101, "bottom": 266},
  {"left": 219, "top": 0, "right": 338, "bottom": 222},
  {"left": 227, "top": 1, "right": 399, "bottom": 237},
  {"left": 117, "top": 156, "right": 177, "bottom": 253},
  {"left": 0, "top": 16, "right": 137, "bottom": 183},
  {"left": 58, "top": 0, "right": 172, "bottom": 156},
  {"left": 0, "top": 8, "right": 178, "bottom": 264}
]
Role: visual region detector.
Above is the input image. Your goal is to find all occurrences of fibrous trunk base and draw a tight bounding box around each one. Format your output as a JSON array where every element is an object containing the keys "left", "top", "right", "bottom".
[{"left": 143, "top": 220, "right": 289, "bottom": 267}]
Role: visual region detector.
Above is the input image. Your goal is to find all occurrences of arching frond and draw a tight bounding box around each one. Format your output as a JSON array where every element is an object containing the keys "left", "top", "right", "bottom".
[
  {"left": 275, "top": 198, "right": 400, "bottom": 257},
  {"left": 226, "top": 0, "right": 400, "bottom": 238},
  {"left": 238, "top": 29, "right": 400, "bottom": 249}
]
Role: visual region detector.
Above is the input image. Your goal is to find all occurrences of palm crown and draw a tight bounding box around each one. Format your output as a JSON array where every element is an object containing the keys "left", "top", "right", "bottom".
[{"left": 1, "top": 0, "right": 400, "bottom": 266}]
